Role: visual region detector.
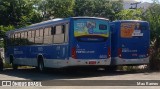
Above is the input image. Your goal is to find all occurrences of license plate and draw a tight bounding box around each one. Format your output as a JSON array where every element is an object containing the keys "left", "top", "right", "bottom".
[{"left": 89, "top": 61, "right": 96, "bottom": 64}]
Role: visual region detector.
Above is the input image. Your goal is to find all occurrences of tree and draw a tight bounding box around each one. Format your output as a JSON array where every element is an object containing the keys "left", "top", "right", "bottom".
[
  {"left": 38, "top": 0, "right": 75, "bottom": 20},
  {"left": 116, "top": 9, "right": 142, "bottom": 20},
  {"left": 0, "top": 0, "right": 42, "bottom": 28},
  {"left": 0, "top": 25, "right": 14, "bottom": 38},
  {"left": 142, "top": 3, "right": 160, "bottom": 70},
  {"left": 74, "top": 0, "right": 123, "bottom": 20}
]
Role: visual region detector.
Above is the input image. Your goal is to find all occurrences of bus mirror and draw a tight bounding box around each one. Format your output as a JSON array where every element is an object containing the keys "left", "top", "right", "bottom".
[{"left": 51, "top": 27, "right": 56, "bottom": 35}]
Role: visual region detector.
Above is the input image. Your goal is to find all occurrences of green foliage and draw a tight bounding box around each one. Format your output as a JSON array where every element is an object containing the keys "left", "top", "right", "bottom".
[
  {"left": 142, "top": 3, "right": 160, "bottom": 70},
  {"left": 0, "top": 25, "right": 14, "bottom": 36},
  {"left": 74, "top": 0, "right": 123, "bottom": 19},
  {"left": 116, "top": 9, "right": 142, "bottom": 20},
  {"left": 143, "top": 4, "right": 160, "bottom": 41},
  {"left": 0, "top": 0, "right": 43, "bottom": 27},
  {"left": 38, "top": 0, "right": 75, "bottom": 19},
  {"left": 0, "top": 25, "right": 14, "bottom": 47}
]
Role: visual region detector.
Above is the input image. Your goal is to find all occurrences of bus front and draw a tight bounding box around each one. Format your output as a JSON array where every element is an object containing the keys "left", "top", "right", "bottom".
[
  {"left": 114, "top": 21, "right": 150, "bottom": 65},
  {"left": 69, "top": 17, "right": 111, "bottom": 67}
]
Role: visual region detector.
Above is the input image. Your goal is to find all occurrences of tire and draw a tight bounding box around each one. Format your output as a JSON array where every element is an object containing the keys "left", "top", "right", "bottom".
[
  {"left": 10, "top": 56, "right": 18, "bottom": 70},
  {"left": 12, "top": 61, "right": 18, "bottom": 70},
  {"left": 0, "top": 59, "right": 3, "bottom": 71},
  {"left": 38, "top": 59, "right": 45, "bottom": 72}
]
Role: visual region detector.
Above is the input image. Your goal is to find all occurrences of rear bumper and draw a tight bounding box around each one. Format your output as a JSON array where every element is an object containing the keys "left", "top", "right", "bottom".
[
  {"left": 68, "top": 57, "right": 111, "bottom": 66},
  {"left": 111, "top": 57, "right": 149, "bottom": 65}
]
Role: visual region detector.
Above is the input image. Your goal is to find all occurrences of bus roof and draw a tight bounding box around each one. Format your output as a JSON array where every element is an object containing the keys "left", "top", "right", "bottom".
[
  {"left": 71, "top": 17, "right": 109, "bottom": 21},
  {"left": 6, "top": 17, "right": 109, "bottom": 35},
  {"left": 6, "top": 18, "right": 68, "bottom": 35},
  {"left": 112, "top": 20, "right": 148, "bottom": 23}
]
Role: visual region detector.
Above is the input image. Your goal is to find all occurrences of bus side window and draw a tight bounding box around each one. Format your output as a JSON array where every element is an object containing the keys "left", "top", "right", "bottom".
[
  {"left": 14, "top": 33, "right": 17, "bottom": 46},
  {"left": 35, "top": 29, "right": 43, "bottom": 44},
  {"left": 24, "top": 32, "right": 28, "bottom": 45},
  {"left": 39, "top": 28, "right": 44, "bottom": 44},
  {"left": 7, "top": 34, "right": 12, "bottom": 46},
  {"left": 53, "top": 25, "right": 65, "bottom": 43},
  {"left": 10, "top": 34, "right": 14, "bottom": 46},
  {"left": 28, "top": 30, "right": 35, "bottom": 45},
  {"left": 62, "top": 25, "right": 65, "bottom": 33},
  {"left": 15, "top": 33, "right": 18, "bottom": 45},
  {"left": 44, "top": 27, "right": 53, "bottom": 44},
  {"left": 51, "top": 27, "right": 56, "bottom": 35},
  {"left": 20, "top": 32, "right": 25, "bottom": 45},
  {"left": 35, "top": 29, "right": 40, "bottom": 44}
]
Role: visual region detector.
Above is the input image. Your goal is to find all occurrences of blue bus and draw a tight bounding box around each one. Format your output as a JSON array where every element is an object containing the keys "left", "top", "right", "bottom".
[
  {"left": 111, "top": 20, "right": 150, "bottom": 66},
  {"left": 5, "top": 17, "right": 111, "bottom": 71}
]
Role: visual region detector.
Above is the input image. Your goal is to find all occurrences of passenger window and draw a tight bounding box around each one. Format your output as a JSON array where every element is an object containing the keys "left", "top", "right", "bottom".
[
  {"left": 35, "top": 29, "right": 43, "bottom": 44},
  {"left": 35, "top": 30, "right": 40, "bottom": 37},
  {"left": 55, "top": 26, "right": 63, "bottom": 34},
  {"left": 53, "top": 25, "right": 65, "bottom": 43},
  {"left": 31, "top": 30, "right": 35, "bottom": 38},
  {"left": 51, "top": 27, "right": 56, "bottom": 35},
  {"left": 28, "top": 31, "right": 32, "bottom": 38},
  {"left": 21, "top": 32, "right": 25, "bottom": 38},
  {"left": 40, "top": 29, "right": 44, "bottom": 37},
  {"left": 24, "top": 32, "right": 28, "bottom": 38},
  {"left": 28, "top": 31, "right": 35, "bottom": 45},
  {"left": 44, "top": 27, "right": 53, "bottom": 44},
  {"left": 44, "top": 27, "right": 49, "bottom": 36}
]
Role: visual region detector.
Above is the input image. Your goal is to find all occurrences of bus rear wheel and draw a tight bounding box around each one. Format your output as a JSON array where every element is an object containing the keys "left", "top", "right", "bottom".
[
  {"left": 10, "top": 56, "right": 18, "bottom": 70},
  {"left": 0, "top": 59, "right": 3, "bottom": 71},
  {"left": 37, "top": 59, "right": 45, "bottom": 72}
]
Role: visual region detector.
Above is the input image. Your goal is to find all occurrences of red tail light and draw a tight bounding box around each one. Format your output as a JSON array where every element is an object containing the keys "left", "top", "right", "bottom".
[
  {"left": 107, "top": 47, "right": 111, "bottom": 58},
  {"left": 118, "top": 48, "right": 122, "bottom": 58},
  {"left": 71, "top": 47, "right": 77, "bottom": 59}
]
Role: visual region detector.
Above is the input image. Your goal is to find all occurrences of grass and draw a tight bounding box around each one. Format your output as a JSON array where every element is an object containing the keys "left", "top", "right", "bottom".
[
  {"left": 117, "top": 65, "right": 149, "bottom": 72},
  {"left": 3, "top": 63, "right": 33, "bottom": 69}
]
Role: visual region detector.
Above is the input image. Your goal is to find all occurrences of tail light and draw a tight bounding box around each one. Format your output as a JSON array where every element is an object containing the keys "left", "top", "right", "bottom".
[
  {"left": 107, "top": 47, "right": 111, "bottom": 58},
  {"left": 71, "top": 47, "right": 77, "bottom": 59},
  {"left": 118, "top": 48, "right": 122, "bottom": 58}
]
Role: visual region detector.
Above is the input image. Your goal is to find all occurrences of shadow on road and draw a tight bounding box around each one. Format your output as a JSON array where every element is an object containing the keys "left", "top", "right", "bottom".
[{"left": 0, "top": 67, "right": 149, "bottom": 81}]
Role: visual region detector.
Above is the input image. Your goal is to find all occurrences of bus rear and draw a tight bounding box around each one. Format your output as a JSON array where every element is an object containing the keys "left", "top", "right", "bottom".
[
  {"left": 111, "top": 20, "right": 150, "bottom": 65},
  {"left": 69, "top": 17, "right": 111, "bottom": 67}
]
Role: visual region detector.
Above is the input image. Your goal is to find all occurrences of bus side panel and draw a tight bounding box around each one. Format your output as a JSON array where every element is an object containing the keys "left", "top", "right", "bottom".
[
  {"left": 111, "top": 22, "right": 121, "bottom": 65},
  {"left": 5, "top": 46, "right": 14, "bottom": 63},
  {"left": 111, "top": 22, "right": 120, "bottom": 57},
  {"left": 28, "top": 44, "right": 69, "bottom": 67},
  {"left": 6, "top": 44, "right": 69, "bottom": 68}
]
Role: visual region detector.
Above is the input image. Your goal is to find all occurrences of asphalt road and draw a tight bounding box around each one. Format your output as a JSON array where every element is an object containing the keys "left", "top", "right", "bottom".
[{"left": 0, "top": 68, "right": 159, "bottom": 89}]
